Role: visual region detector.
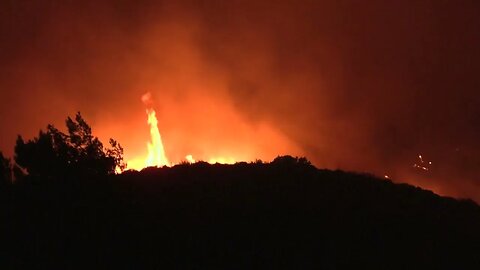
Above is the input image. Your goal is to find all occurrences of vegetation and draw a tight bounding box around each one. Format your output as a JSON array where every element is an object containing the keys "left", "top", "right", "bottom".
[
  {"left": 1, "top": 114, "right": 480, "bottom": 269},
  {"left": 13, "top": 112, "right": 125, "bottom": 181},
  {"left": 0, "top": 151, "right": 11, "bottom": 186}
]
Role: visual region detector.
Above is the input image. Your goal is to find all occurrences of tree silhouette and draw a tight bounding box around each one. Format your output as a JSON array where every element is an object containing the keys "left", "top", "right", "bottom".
[
  {"left": 14, "top": 112, "right": 125, "bottom": 180},
  {"left": 272, "top": 155, "right": 313, "bottom": 167},
  {"left": 0, "top": 151, "right": 12, "bottom": 186}
]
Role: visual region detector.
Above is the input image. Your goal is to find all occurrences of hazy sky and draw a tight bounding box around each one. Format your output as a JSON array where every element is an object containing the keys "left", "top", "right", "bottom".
[{"left": 1, "top": 0, "right": 479, "bottom": 200}]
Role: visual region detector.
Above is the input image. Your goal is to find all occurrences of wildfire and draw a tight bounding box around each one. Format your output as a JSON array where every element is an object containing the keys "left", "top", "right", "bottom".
[
  {"left": 124, "top": 91, "right": 298, "bottom": 171},
  {"left": 125, "top": 93, "right": 170, "bottom": 170},
  {"left": 125, "top": 92, "right": 245, "bottom": 170},
  {"left": 185, "top": 154, "right": 195, "bottom": 163},
  {"left": 145, "top": 108, "right": 170, "bottom": 167}
]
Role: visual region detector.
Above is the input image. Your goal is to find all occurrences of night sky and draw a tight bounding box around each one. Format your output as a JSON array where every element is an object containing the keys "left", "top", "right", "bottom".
[{"left": 1, "top": 1, "right": 479, "bottom": 200}]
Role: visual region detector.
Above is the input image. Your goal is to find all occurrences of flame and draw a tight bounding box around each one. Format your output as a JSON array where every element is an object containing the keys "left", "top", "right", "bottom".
[
  {"left": 185, "top": 154, "right": 195, "bottom": 163},
  {"left": 123, "top": 91, "right": 301, "bottom": 171},
  {"left": 146, "top": 108, "right": 169, "bottom": 167},
  {"left": 125, "top": 93, "right": 170, "bottom": 170},
  {"left": 126, "top": 103, "right": 241, "bottom": 169},
  {"left": 184, "top": 154, "right": 235, "bottom": 165}
]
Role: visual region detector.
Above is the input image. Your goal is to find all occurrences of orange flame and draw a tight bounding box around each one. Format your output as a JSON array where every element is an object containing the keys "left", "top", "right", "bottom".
[
  {"left": 185, "top": 154, "right": 195, "bottom": 163},
  {"left": 126, "top": 93, "right": 170, "bottom": 170},
  {"left": 124, "top": 91, "right": 301, "bottom": 171},
  {"left": 145, "top": 108, "right": 169, "bottom": 167}
]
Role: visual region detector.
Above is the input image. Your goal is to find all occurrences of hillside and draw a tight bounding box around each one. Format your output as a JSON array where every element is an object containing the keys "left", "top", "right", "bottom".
[{"left": 2, "top": 156, "right": 480, "bottom": 269}]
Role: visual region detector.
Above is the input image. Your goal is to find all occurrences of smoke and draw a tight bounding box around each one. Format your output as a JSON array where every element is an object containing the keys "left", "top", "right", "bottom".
[{"left": 0, "top": 1, "right": 479, "bottom": 200}]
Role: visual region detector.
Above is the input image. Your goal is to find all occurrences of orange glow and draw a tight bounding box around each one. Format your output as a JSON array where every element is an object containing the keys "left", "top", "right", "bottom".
[
  {"left": 125, "top": 93, "right": 170, "bottom": 170},
  {"left": 145, "top": 108, "right": 170, "bottom": 167},
  {"left": 121, "top": 91, "right": 302, "bottom": 171},
  {"left": 185, "top": 155, "right": 195, "bottom": 163},
  {"left": 208, "top": 157, "right": 236, "bottom": 164}
]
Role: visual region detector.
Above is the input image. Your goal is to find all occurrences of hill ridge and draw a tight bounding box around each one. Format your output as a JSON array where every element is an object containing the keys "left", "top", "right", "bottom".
[{"left": 2, "top": 156, "right": 480, "bottom": 269}]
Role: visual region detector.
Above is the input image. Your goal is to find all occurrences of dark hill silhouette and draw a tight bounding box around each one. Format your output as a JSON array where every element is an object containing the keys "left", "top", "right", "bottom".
[{"left": 2, "top": 156, "right": 480, "bottom": 269}]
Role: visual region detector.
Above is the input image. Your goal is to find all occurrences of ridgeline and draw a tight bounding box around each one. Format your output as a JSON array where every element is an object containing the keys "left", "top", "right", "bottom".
[{"left": 2, "top": 156, "right": 480, "bottom": 269}]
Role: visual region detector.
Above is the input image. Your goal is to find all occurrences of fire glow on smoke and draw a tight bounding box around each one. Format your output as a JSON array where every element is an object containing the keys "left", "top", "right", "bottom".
[{"left": 126, "top": 92, "right": 249, "bottom": 170}]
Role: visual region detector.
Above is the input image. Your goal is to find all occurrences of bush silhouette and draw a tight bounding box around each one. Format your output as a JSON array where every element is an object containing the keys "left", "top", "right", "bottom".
[
  {"left": 0, "top": 151, "right": 12, "bottom": 186},
  {"left": 272, "top": 155, "right": 313, "bottom": 168},
  {"left": 14, "top": 112, "right": 125, "bottom": 180}
]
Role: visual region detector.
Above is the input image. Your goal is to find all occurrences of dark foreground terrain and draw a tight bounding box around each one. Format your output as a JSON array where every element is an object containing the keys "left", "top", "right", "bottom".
[{"left": 2, "top": 156, "right": 480, "bottom": 269}]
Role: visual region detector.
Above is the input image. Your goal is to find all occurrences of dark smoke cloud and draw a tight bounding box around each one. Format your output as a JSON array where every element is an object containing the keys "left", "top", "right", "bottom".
[{"left": 1, "top": 1, "right": 479, "bottom": 200}]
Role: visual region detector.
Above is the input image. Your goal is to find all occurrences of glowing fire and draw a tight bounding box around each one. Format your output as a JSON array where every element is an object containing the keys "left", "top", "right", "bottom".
[
  {"left": 125, "top": 93, "right": 170, "bottom": 170},
  {"left": 125, "top": 92, "right": 245, "bottom": 170},
  {"left": 185, "top": 155, "right": 195, "bottom": 163},
  {"left": 145, "top": 108, "right": 169, "bottom": 167},
  {"left": 124, "top": 91, "right": 301, "bottom": 171}
]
